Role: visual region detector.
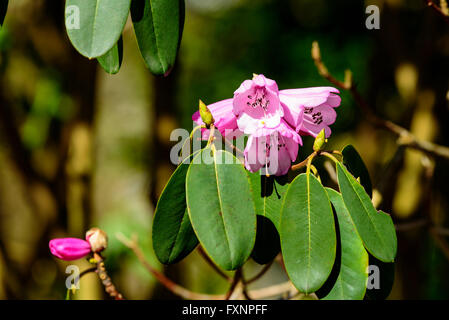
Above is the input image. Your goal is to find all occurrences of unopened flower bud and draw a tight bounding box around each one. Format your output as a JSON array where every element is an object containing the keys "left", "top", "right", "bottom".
[
  {"left": 49, "top": 238, "right": 91, "bottom": 261},
  {"left": 313, "top": 129, "right": 327, "bottom": 152},
  {"left": 199, "top": 100, "right": 215, "bottom": 128},
  {"left": 85, "top": 228, "right": 108, "bottom": 253}
]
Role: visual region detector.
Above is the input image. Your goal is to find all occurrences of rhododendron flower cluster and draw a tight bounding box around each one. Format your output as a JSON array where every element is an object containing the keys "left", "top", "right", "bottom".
[{"left": 193, "top": 74, "right": 341, "bottom": 176}]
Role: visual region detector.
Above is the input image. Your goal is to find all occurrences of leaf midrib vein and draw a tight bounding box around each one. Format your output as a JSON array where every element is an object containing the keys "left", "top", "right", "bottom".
[
  {"left": 213, "top": 151, "right": 233, "bottom": 269},
  {"left": 148, "top": 0, "right": 165, "bottom": 73},
  {"left": 343, "top": 167, "right": 388, "bottom": 253}
]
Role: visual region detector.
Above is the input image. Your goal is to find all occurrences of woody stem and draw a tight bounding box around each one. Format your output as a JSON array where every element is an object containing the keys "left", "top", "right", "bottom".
[{"left": 93, "top": 252, "right": 124, "bottom": 300}]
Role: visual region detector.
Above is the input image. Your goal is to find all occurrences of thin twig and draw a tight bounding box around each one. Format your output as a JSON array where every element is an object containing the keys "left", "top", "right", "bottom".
[
  {"left": 225, "top": 269, "right": 242, "bottom": 300},
  {"left": 311, "top": 41, "right": 449, "bottom": 160},
  {"left": 423, "top": 0, "right": 449, "bottom": 24},
  {"left": 245, "top": 261, "right": 274, "bottom": 285},
  {"left": 117, "top": 233, "right": 298, "bottom": 300},
  {"left": 395, "top": 219, "right": 428, "bottom": 232},
  {"left": 92, "top": 253, "right": 124, "bottom": 300},
  {"left": 116, "top": 233, "right": 221, "bottom": 300},
  {"left": 291, "top": 152, "right": 317, "bottom": 171},
  {"left": 197, "top": 246, "right": 232, "bottom": 283}
]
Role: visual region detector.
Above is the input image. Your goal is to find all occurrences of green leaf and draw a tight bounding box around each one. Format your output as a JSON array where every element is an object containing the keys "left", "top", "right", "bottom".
[
  {"left": 280, "top": 173, "right": 336, "bottom": 294},
  {"left": 186, "top": 147, "right": 257, "bottom": 271},
  {"left": 131, "top": 0, "right": 185, "bottom": 76},
  {"left": 0, "top": 0, "right": 8, "bottom": 26},
  {"left": 248, "top": 172, "right": 289, "bottom": 230},
  {"left": 65, "top": 0, "right": 131, "bottom": 58},
  {"left": 152, "top": 155, "right": 199, "bottom": 264},
  {"left": 322, "top": 188, "right": 369, "bottom": 300},
  {"left": 337, "top": 162, "right": 397, "bottom": 263},
  {"left": 342, "top": 145, "right": 372, "bottom": 198},
  {"left": 251, "top": 215, "right": 280, "bottom": 265},
  {"left": 97, "top": 36, "right": 124, "bottom": 74}
]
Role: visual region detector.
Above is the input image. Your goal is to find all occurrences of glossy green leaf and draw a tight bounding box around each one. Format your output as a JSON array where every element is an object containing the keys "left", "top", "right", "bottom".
[
  {"left": 342, "top": 145, "right": 372, "bottom": 198},
  {"left": 152, "top": 155, "right": 198, "bottom": 264},
  {"left": 280, "top": 173, "right": 336, "bottom": 294},
  {"left": 65, "top": 0, "right": 131, "bottom": 58},
  {"left": 97, "top": 37, "right": 123, "bottom": 75},
  {"left": 131, "top": 0, "right": 185, "bottom": 75},
  {"left": 186, "top": 147, "right": 257, "bottom": 271},
  {"left": 248, "top": 172, "right": 289, "bottom": 230},
  {"left": 322, "top": 188, "right": 369, "bottom": 300},
  {"left": 337, "top": 162, "right": 397, "bottom": 263},
  {"left": 0, "top": 0, "right": 8, "bottom": 26},
  {"left": 251, "top": 215, "right": 280, "bottom": 265}
]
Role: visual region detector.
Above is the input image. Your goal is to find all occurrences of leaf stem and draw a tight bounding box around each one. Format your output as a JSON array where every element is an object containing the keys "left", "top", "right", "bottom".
[
  {"left": 197, "top": 246, "right": 232, "bottom": 283},
  {"left": 321, "top": 151, "right": 340, "bottom": 164}
]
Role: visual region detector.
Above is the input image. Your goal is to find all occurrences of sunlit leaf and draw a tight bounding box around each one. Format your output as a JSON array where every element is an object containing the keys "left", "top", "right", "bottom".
[
  {"left": 131, "top": 0, "right": 185, "bottom": 75},
  {"left": 280, "top": 173, "right": 336, "bottom": 294},
  {"left": 342, "top": 145, "right": 372, "bottom": 198},
  {"left": 337, "top": 162, "right": 397, "bottom": 263},
  {"left": 152, "top": 155, "right": 199, "bottom": 265},
  {"left": 321, "top": 188, "right": 369, "bottom": 300},
  {"left": 65, "top": 0, "right": 131, "bottom": 58},
  {"left": 97, "top": 37, "right": 123, "bottom": 75},
  {"left": 186, "top": 147, "right": 256, "bottom": 271}
]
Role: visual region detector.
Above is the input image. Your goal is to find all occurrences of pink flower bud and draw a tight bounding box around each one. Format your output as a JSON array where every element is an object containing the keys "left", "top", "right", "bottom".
[{"left": 49, "top": 238, "right": 91, "bottom": 261}]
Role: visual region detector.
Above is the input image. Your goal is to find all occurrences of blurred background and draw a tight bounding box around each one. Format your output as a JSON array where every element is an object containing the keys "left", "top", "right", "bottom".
[{"left": 0, "top": 0, "right": 448, "bottom": 299}]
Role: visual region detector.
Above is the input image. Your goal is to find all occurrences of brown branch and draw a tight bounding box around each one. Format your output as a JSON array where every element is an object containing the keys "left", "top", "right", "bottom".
[
  {"left": 395, "top": 219, "right": 428, "bottom": 232},
  {"left": 291, "top": 152, "right": 317, "bottom": 171},
  {"left": 117, "top": 233, "right": 298, "bottom": 300},
  {"left": 117, "top": 233, "right": 224, "bottom": 300},
  {"left": 311, "top": 41, "right": 449, "bottom": 160},
  {"left": 245, "top": 260, "right": 274, "bottom": 285},
  {"left": 225, "top": 269, "right": 242, "bottom": 300},
  {"left": 423, "top": 0, "right": 449, "bottom": 24},
  {"left": 197, "top": 246, "right": 232, "bottom": 283},
  {"left": 92, "top": 253, "right": 124, "bottom": 300}
]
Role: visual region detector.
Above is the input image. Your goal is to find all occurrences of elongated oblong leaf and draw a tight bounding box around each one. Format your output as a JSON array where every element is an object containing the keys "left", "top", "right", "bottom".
[
  {"left": 0, "top": 0, "right": 8, "bottom": 26},
  {"left": 322, "top": 188, "right": 369, "bottom": 300},
  {"left": 342, "top": 145, "right": 372, "bottom": 198},
  {"left": 152, "top": 156, "right": 198, "bottom": 264},
  {"left": 131, "top": 0, "right": 184, "bottom": 75},
  {"left": 97, "top": 36, "right": 123, "bottom": 74},
  {"left": 337, "top": 162, "right": 397, "bottom": 262},
  {"left": 65, "top": 0, "right": 131, "bottom": 58},
  {"left": 280, "top": 173, "right": 336, "bottom": 294},
  {"left": 186, "top": 147, "right": 257, "bottom": 271}
]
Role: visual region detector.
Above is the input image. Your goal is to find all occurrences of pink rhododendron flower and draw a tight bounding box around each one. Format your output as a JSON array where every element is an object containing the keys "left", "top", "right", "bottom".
[
  {"left": 49, "top": 238, "right": 92, "bottom": 261},
  {"left": 279, "top": 87, "right": 341, "bottom": 138},
  {"left": 191, "top": 74, "right": 341, "bottom": 176},
  {"left": 233, "top": 74, "right": 283, "bottom": 134},
  {"left": 244, "top": 120, "right": 302, "bottom": 176}
]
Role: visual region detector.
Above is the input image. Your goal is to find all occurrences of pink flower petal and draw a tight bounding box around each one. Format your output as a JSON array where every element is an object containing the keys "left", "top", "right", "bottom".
[
  {"left": 49, "top": 238, "right": 91, "bottom": 261},
  {"left": 279, "top": 87, "right": 341, "bottom": 134}
]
